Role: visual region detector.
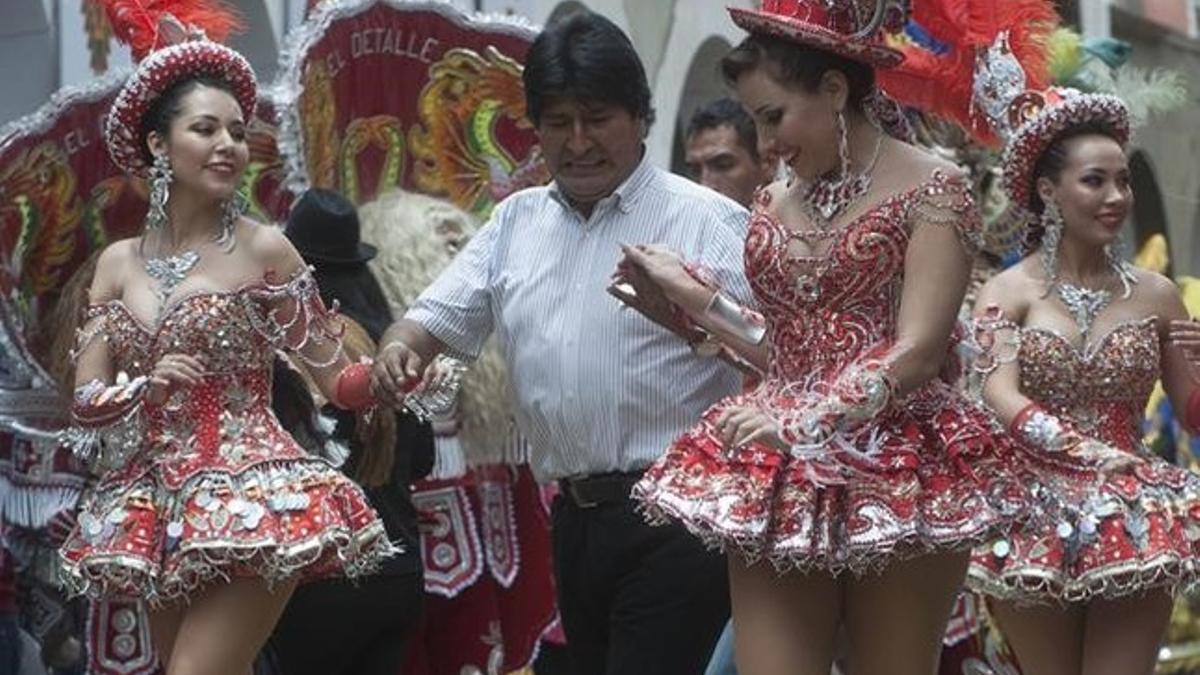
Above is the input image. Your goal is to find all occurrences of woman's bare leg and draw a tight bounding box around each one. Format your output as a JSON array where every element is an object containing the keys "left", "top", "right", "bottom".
[
  {"left": 147, "top": 604, "right": 185, "bottom": 668},
  {"left": 165, "top": 577, "right": 297, "bottom": 675},
  {"left": 843, "top": 551, "right": 969, "bottom": 675},
  {"left": 1080, "top": 590, "right": 1171, "bottom": 675},
  {"left": 728, "top": 555, "right": 842, "bottom": 675},
  {"left": 989, "top": 597, "right": 1084, "bottom": 675}
]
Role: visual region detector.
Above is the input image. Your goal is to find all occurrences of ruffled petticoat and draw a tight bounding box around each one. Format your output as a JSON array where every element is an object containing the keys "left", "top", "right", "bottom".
[
  {"left": 968, "top": 448, "right": 1200, "bottom": 604},
  {"left": 59, "top": 370, "right": 397, "bottom": 608},
  {"left": 60, "top": 454, "right": 397, "bottom": 606},
  {"left": 632, "top": 379, "right": 1029, "bottom": 575}
]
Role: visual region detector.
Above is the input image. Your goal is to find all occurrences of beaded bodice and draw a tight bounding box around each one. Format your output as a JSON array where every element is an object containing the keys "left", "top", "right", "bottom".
[
  {"left": 91, "top": 292, "right": 277, "bottom": 376},
  {"left": 1018, "top": 318, "right": 1159, "bottom": 452},
  {"left": 75, "top": 269, "right": 343, "bottom": 486},
  {"left": 745, "top": 169, "right": 981, "bottom": 384}
]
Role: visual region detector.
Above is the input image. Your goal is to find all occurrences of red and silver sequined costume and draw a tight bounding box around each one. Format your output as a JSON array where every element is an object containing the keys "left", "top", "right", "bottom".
[
  {"left": 632, "top": 170, "right": 1028, "bottom": 574},
  {"left": 968, "top": 314, "right": 1200, "bottom": 602},
  {"left": 59, "top": 269, "right": 396, "bottom": 605}
]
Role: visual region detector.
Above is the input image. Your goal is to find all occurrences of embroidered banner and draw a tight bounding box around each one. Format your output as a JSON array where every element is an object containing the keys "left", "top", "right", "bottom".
[{"left": 274, "top": 0, "right": 548, "bottom": 212}]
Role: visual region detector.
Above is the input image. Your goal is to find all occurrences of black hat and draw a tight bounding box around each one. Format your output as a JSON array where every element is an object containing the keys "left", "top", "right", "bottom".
[{"left": 285, "top": 188, "right": 378, "bottom": 264}]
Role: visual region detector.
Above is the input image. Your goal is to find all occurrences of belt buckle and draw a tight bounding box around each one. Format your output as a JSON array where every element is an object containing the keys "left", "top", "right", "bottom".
[{"left": 566, "top": 480, "right": 601, "bottom": 509}]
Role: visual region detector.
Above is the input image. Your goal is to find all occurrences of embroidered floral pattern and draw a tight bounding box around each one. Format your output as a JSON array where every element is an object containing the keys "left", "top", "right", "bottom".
[{"left": 632, "top": 171, "right": 1028, "bottom": 574}]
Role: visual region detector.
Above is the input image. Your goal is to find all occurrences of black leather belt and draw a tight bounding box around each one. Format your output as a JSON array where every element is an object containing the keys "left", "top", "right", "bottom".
[{"left": 559, "top": 470, "right": 645, "bottom": 508}]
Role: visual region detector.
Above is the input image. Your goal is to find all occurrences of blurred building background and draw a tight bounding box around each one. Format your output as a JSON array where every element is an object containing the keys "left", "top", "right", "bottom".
[{"left": 2, "top": 0, "right": 1196, "bottom": 273}]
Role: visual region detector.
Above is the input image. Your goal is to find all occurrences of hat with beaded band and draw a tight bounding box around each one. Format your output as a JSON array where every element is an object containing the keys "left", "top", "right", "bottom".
[
  {"left": 727, "top": 0, "right": 909, "bottom": 68},
  {"left": 998, "top": 87, "right": 1129, "bottom": 212},
  {"left": 99, "top": 0, "right": 257, "bottom": 176}
]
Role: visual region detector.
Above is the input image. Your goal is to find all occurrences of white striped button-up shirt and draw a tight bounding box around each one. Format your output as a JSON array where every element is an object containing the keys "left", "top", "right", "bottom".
[{"left": 406, "top": 157, "right": 753, "bottom": 480}]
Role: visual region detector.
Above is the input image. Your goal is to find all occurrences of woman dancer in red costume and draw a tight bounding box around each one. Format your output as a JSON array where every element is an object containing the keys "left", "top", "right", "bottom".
[
  {"left": 962, "top": 25, "right": 1200, "bottom": 675},
  {"left": 57, "top": 3, "right": 394, "bottom": 674},
  {"left": 618, "top": 1, "right": 1052, "bottom": 673}
]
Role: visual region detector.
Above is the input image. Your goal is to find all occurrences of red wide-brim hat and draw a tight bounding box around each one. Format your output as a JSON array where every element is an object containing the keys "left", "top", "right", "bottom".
[
  {"left": 105, "top": 40, "right": 256, "bottom": 176},
  {"left": 728, "top": 0, "right": 905, "bottom": 68},
  {"left": 1001, "top": 89, "right": 1130, "bottom": 211}
]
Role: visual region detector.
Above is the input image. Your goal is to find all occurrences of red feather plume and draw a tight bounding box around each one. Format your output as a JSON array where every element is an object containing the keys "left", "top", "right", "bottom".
[
  {"left": 92, "top": 0, "right": 244, "bottom": 61},
  {"left": 878, "top": 0, "right": 1058, "bottom": 146}
]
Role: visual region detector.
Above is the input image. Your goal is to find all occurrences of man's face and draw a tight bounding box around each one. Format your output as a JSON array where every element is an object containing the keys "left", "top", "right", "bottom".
[
  {"left": 537, "top": 98, "right": 644, "bottom": 216},
  {"left": 684, "top": 124, "right": 771, "bottom": 208}
]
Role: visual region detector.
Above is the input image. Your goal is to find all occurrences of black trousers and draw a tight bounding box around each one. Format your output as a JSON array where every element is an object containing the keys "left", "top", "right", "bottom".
[
  {"left": 551, "top": 493, "right": 730, "bottom": 675},
  {"left": 261, "top": 572, "right": 423, "bottom": 675}
]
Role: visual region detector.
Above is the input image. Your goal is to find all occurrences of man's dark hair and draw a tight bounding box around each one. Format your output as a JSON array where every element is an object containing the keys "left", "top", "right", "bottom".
[
  {"left": 523, "top": 9, "right": 655, "bottom": 127},
  {"left": 686, "top": 97, "right": 760, "bottom": 161}
]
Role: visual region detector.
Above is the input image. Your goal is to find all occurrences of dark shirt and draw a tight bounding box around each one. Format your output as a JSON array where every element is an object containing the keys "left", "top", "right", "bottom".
[{"left": 331, "top": 407, "right": 434, "bottom": 576}]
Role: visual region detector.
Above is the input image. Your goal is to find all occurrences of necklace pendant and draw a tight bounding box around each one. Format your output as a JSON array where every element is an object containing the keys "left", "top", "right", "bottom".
[
  {"left": 145, "top": 250, "right": 201, "bottom": 316},
  {"left": 796, "top": 274, "right": 821, "bottom": 301},
  {"left": 1056, "top": 282, "right": 1112, "bottom": 339},
  {"left": 817, "top": 199, "right": 838, "bottom": 221}
]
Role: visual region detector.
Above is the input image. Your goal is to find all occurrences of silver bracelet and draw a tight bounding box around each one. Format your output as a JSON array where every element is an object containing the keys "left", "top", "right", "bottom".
[{"left": 704, "top": 293, "right": 766, "bottom": 345}]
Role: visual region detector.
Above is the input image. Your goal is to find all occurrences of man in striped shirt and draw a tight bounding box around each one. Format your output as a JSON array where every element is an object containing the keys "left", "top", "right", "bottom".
[{"left": 373, "top": 10, "right": 751, "bottom": 675}]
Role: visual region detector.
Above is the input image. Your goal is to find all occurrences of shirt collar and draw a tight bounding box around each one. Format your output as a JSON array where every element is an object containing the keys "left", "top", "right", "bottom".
[{"left": 549, "top": 150, "right": 654, "bottom": 216}]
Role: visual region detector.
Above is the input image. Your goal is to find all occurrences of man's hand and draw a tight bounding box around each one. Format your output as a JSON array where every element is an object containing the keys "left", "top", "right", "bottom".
[{"left": 371, "top": 340, "right": 423, "bottom": 406}]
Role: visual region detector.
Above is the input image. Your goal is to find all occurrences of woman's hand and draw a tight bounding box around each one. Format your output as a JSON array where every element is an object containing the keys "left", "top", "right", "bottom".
[
  {"left": 146, "top": 353, "right": 205, "bottom": 404},
  {"left": 1168, "top": 319, "right": 1200, "bottom": 373},
  {"left": 712, "top": 405, "right": 788, "bottom": 451},
  {"left": 1068, "top": 438, "right": 1138, "bottom": 476},
  {"left": 615, "top": 244, "right": 704, "bottom": 310},
  {"left": 419, "top": 356, "right": 458, "bottom": 394}
]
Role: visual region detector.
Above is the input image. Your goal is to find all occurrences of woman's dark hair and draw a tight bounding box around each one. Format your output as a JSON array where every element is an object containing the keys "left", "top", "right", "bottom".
[
  {"left": 721, "top": 34, "right": 875, "bottom": 112},
  {"left": 138, "top": 75, "right": 238, "bottom": 164},
  {"left": 308, "top": 264, "right": 394, "bottom": 342},
  {"left": 523, "top": 9, "right": 655, "bottom": 127},
  {"left": 44, "top": 250, "right": 102, "bottom": 394},
  {"left": 304, "top": 264, "right": 398, "bottom": 487},
  {"left": 1023, "top": 121, "right": 1125, "bottom": 253},
  {"left": 270, "top": 356, "right": 329, "bottom": 457}
]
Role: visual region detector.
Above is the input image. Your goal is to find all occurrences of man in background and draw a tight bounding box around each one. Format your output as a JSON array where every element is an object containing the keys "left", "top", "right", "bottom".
[{"left": 683, "top": 97, "right": 775, "bottom": 209}]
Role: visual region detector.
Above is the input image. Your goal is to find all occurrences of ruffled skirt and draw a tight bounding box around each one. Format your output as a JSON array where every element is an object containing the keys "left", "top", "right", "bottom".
[
  {"left": 968, "top": 448, "right": 1200, "bottom": 603},
  {"left": 60, "top": 453, "right": 396, "bottom": 607},
  {"left": 632, "top": 381, "right": 1029, "bottom": 575}
]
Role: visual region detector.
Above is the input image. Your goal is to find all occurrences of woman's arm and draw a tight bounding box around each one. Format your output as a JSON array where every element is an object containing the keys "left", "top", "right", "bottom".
[
  {"left": 250, "top": 226, "right": 368, "bottom": 410},
  {"left": 774, "top": 179, "right": 978, "bottom": 442},
  {"left": 1149, "top": 273, "right": 1200, "bottom": 434},
  {"left": 66, "top": 242, "right": 180, "bottom": 466},
  {"left": 972, "top": 275, "right": 1036, "bottom": 424},
  {"left": 615, "top": 244, "right": 771, "bottom": 372},
  {"left": 972, "top": 270, "right": 1132, "bottom": 469},
  {"left": 71, "top": 243, "right": 125, "bottom": 390}
]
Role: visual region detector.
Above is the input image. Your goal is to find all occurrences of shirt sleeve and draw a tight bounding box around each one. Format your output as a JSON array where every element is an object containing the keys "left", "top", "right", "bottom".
[
  {"left": 405, "top": 214, "right": 501, "bottom": 360},
  {"left": 698, "top": 207, "right": 755, "bottom": 308}
]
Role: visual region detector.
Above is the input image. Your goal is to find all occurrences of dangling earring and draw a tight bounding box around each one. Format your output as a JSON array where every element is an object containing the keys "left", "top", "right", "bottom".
[
  {"left": 1104, "top": 237, "right": 1138, "bottom": 298},
  {"left": 1104, "top": 237, "right": 1126, "bottom": 269},
  {"left": 217, "top": 190, "right": 247, "bottom": 252},
  {"left": 1040, "top": 200, "right": 1064, "bottom": 293},
  {"left": 146, "top": 153, "right": 172, "bottom": 232},
  {"left": 834, "top": 110, "right": 852, "bottom": 183}
]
